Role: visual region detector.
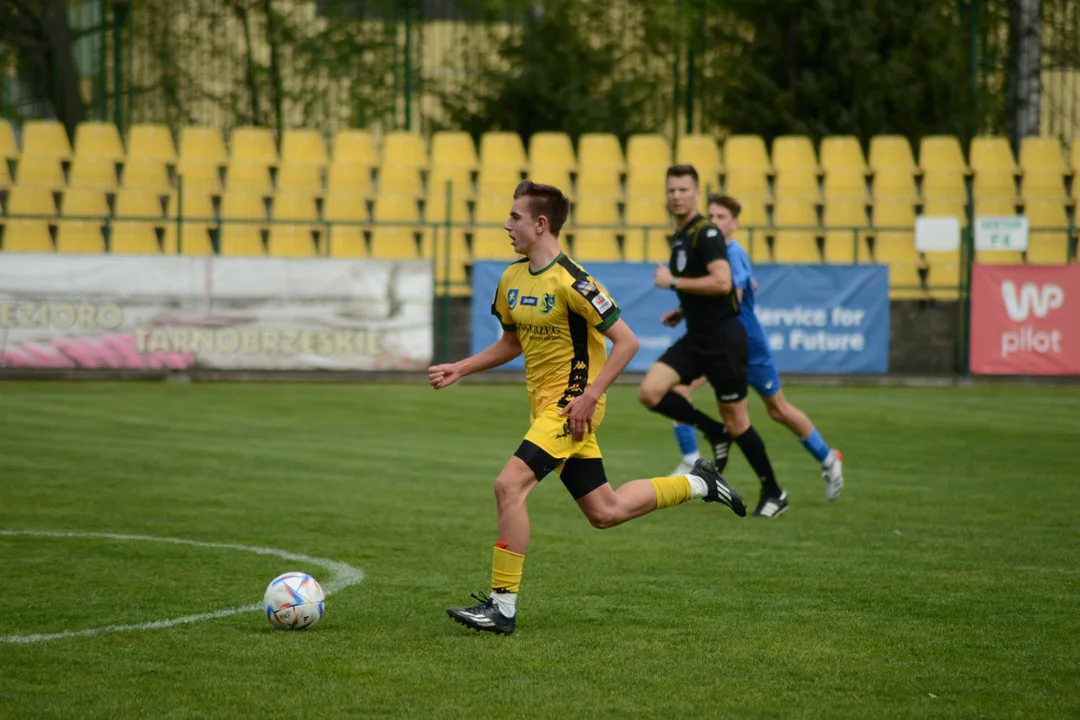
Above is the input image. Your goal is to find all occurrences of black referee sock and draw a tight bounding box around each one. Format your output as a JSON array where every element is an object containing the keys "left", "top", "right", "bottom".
[
  {"left": 651, "top": 392, "right": 727, "bottom": 439},
  {"left": 733, "top": 426, "right": 782, "bottom": 497}
]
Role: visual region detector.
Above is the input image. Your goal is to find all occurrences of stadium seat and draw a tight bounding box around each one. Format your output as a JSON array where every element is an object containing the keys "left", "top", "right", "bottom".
[
  {"left": 281, "top": 129, "right": 328, "bottom": 166},
  {"left": 332, "top": 130, "right": 378, "bottom": 168},
  {"left": 921, "top": 170, "right": 967, "bottom": 201},
  {"left": 324, "top": 191, "right": 368, "bottom": 258},
  {"left": 1021, "top": 169, "right": 1067, "bottom": 201},
  {"left": 56, "top": 220, "right": 106, "bottom": 254},
  {"left": 622, "top": 196, "right": 669, "bottom": 262},
  {"left": 973, "top": 169, "right": 1018, "bottom": 202},
  {"left": 370, "top": 226, "right": 419, "bottom": 259},
  {"left": 627, "top": 134, "right": 672, "bottom": 169},
  {"left": 377, "top": 164, "right": 423, "bottom": 198},
  {"left": 425, "top": 192, "right": 470, "bottom": 226},
  {"left": 179, "top": 126, "right": 227, "bottom": 165},
  {"left": 823, "top": 169, "right": 869, "bottom": 202},
  {"left": 61, "top": 187, "right": 109, "bottom": 219},
  {"left": 921, "top": 198, "right": 969, "bottom": 225},
  {"left": 480, "top": 132, "right": 527, "bottom": 172},
  {"left": 574, "top": 197, "right": 621, "bottom": 227},
  {"left": 382, "top": 132, "right": 427, "bottom": 169},
  {"left": 0, "top": 160, "right": 11, "bottom": 190},
  {"left": 919, "top": 135, "right": 967, "bottom": 173},
  {"left": 869, "top": 133, "right": 921, "bottom": 172},
  {"left": 772, "top": 199, "right": 820, "bottom": 262},
  {"left": 22, "top": 120, "right": 72, "bottom": 159},
  {"left": 724, "top": 170, "right": 770, "bottom": 201},
  {"left": 872, "top": 200, "right": 923, "bottom": 297},
  {"left": 1071, "top": 141, "right": 1080, "bottom": 176},
  {"left": 475, "top": 194, "right": 510, "bottom": 226},
  {"left": 822, "top": 200, "right": 870, "bottom": 263},
  {"left": 110, "top": 220, "right": 161, "bottom": 255},
  {"left": 15, "top": 155, "right": 66, "bottom": 190},
  {"left": 268, "top": 225, "right": 318, "bottom": 257},
  {"left": 327, "top": 162, "right": 373, "bottom": 196},
  {"left": 0, "top": 119, "right": 18, "bottom": 161},
  {"left": 527, "top": 166, "right": 573, "bottom": 198},
  {"left": 74, "top": 122, "right": 124, "bottom": 161},
  {"left": 127, "top": 123, "right": 177, "bottom": 164},
  {"left": 219, "top": 191, "right": 267, "bottom": 256},
  {"left": 1019, "top": 137, "right": 1066, "bottom": 173},
  {"left": 277, "top": 161, "right": 324, "bottom": 195},
  {"left": 122, "top": 157, "right": 172, "bottom": 193},
  {"left": 225, "top": 160, "right": 273, "bottom": 194},
  {"left": 115, "top": 188, "right": 164, "bottom": 220},
  {"left": 736, "top": 200, "right": 771, "bottom": 263},
  {"left": 163, "top": 192, "right": 215, "bottom": 255},
  {"left": 2, "top": 186, "right": 56, "bottom": 252},
  {"left": 528, "top": 132, "right": 575, "bottom": 172},
  {"left": 676, "top": 135, "right": 722, "bottom": 179},
  {"left": 578, "top": 133, "right": 624, "bottom": 174},
  {"left": 575, "top": 166, "right": 622, "bottom": 201},
  {"left": 724, "top": 135, "right": 771, "bottom": 172},
  {"left": 773, "top": 169, "right": 820, "bottom": 201},
  {"left": 230, "top": 127, "right": 278, "bottom": 165},
  {"left": 571, "top": 229, "right": 622, "bottom": 262},
  {"left": 472, "top": 227, "right": 517, "bottom": 260},
  {"left": 873, "top": 169, "right": 918, "bottom": 201},
  {"left": 1025, "top": 198, "right": 1071, "bottom": 264},
  {"left": 429, "top": 165, "right": 473, "bottom": 201},
  {"left": 68, "top": 156, "right": 118, "bottom": 190},
  {"left": 477, "top": 166, "right": 523, "bottom": 199},
  {"left": 626, "top": 166, "right": 668, "bottom": 199},
  {"left": 273, "top": 192, "right": 318, "bottom": 223},
  {"left": 820, "top": 135, "right": 868, "bottom": 174},
  {"left": 969, "top": 136, "right": 1017, "bottom": 174},
  {"left": 772, "top": 136, "right": 819, "bottom": 173},
  {"left": 432, "top": 131, "right": 478, "bottom": 171},
  {"left": 176, "top": 157, "right": 223, "bottom": 194},
  {"left": 373, "top": 194, "right": 420, "bottom": 227},
  {"left": 431, "top": 229, "right": 471, "bottom": 296}
]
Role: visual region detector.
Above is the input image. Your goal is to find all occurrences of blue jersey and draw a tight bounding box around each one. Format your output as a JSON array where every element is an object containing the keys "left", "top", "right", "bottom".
[{"left": 726, "top": 240, "right": 772, "bottom": 365}]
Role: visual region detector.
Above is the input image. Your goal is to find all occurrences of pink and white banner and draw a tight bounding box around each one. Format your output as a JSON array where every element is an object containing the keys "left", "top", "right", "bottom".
[
  {"left": 970, "top": 264, "right": 1080, "bottom": 375},
  {"left": 0, "top": 256, "right": 432, "bottom": 371}
]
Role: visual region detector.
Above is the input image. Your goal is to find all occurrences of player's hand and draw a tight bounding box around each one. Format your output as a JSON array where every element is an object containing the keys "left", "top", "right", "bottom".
[
  {"left": 654, "top": 263, "right": 674, "bottom": 289},
  {"left": 660, "top": 308, "right": 683, "bottom": 327},
  {"left": 428, "top": 363, "right": 462, "bottom": 389},
  {"left": 558, "top": 392, "right": 598, "bottom": 442}
]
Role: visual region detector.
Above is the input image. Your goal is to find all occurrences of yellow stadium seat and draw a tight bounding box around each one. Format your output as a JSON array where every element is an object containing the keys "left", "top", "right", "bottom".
[
  {"left": 16, "top": 155, "right": 65, "bottom": 190},
  {"left": 0, "top": 119, "right": 18, "bottom": 160},
  {"left": 480, "top": 131, "right": 527, "bottom": 171},
  {"left": 527, "top": 167, "right": 573, "bottom": 198},
  {"left": 166, "top": 224, "right": 215, "bottom": 255},
  {"left": 377, "top": 164, "right": 423, "bottom": 197},
  {"left": 127, "top": 124, "right": 177, "bottom": 164},
  {"left": 623, "top": 197, "right": 670, "bottom": 262},
  {"left": 1021, "top": 169, "right": 1067, "bottom": 201},
  {"left": 575, "top": 197, "right": 621, "bottom": 227},
  {"left": 328, "top": 227, "right": 367, "bottom": 257},
  {"left": 162, "top": 192, "right": 215, "bottom": 255},
  {"left": 724, "top": 135, "right": 771, "bottom": 172},
  {"left": 22, "top": 120, "right": 71, "bottom": 159},
  {"left": 110, "top": 221, "right": 161, "bottom": 255},
  {"left": 869, "top": 136, "right": 917, "bottom": 174},
  {"left": 822, "top": 201, "right": 870, "bottom": 263},
  {"left": 225, "top": 160, "right": 273, "bottom": 194},
  {"left": 69, "top": 156, "right": 118, "bottom": 190},
  {"left": 472, "top": 227, "right": 517, "bottom": 260},
  {"left": 220, "top": 191, "right": 266, "bottom": 224},
  {"left": 373, "top": 194, "right": 420, "bottom": 225},
  {"left": 572, "top": 229, "right": 621, "bottom": 262},
  {"left": 919, "top": 135, "right": 967, "bottom": 173},
  {"left": 268, "top": 225, "right": 318, "bottom": 257},
  {"left": 922, "top": 170, "right": 966, "bottom": 201},
  {"left": 176, "top": 158, "right": 223, "bottom": 194},
  {"left": 772, "top": 199, "right": 820, "bottom": 262},
  {"left": 1025, "top": 197, "right": 1069, "bottom": 229},
  {"left": 975, "top": 248, "right": 1024, "bottom": 264},
  {"left": 122, "top": 157, "right": 171, "bottom": 192},
  {"left": 425, "top": 191, "right": 470, "bottom": 226},
  {"left": 528, "top": 132, "right": 575, "bottom": 172},
  {"left": 724, "top": 170, "right": 770, "bottom": 201},
  {"left": 165, "top": 190, "right": 215, "bottom": 221},
  {"left": 477, "top": 166, "right": 523, "bottom": 198},
  {"left": 433, "top": 237, "right": 471, "bottom": 297},
  {"left": 974, "top": 197, "right": 1017, "bottom": 217},
  {"left": 277, "top": 161, "right": 324, "bottom": 195},
  {"left": 575, "top": 167, "right": 622, "bottom": 201},
  {"left": 475, "top": 194, "right": 510, "bottom": 225},
  {"left": 626, "top": 166, "right": 668, "bottom": 199},
  {"left": 382, "top": 131, "right": 427, "bottom": 169},
  {"left": 323, "top": 191, "right": 368, "bottom": 257},
  {"left": 1071, "top": 141, "right": 1080, "bottom": 175},
  {"left": 820, "top": 136, "right": 868, "bottom": 174},
  {"left": 1025, "top": 199, "right": 1071, "bottom": 264},
  {"left": 8, "top": 185, "right": 57, "bottom": 216},
  {"left": 973, "top": 170, "right": 1017, "bottom": 202},
  {"left": 627, "top": 134, "right": 671, "bottom": 169},
  {"left": 874, "top": 169, "right": 918, "bottom": 201},
  {"left": 432, "top": 131, "right": 478, "bottom": 171},
  {"left": 179, "top": 126, "right": 227, "bottom": 165},
  {"left": 0, "top": 161, "right": 10, "bottom": 189},
  {"left": 2, "top": 220, "right": 53, "bottom": 252},
  {"left": 56, "top": 220, "right": 105, "bottom": 253},
  {"left": 425, "top": 219, "right": 469, "bottom": 261},
  {"left": 772, "top": 136, "right": 819, "bottom": 173},
  {"left": 273, "top": 192, "right": 318, "bottom": 223},
  {"left": 429, "top": 166, "right": 473, "bottom": 201},
  {"left": 969, "top": 136, "right": 1017, "bottom": 173},
  {"left": 219, "top": 191, "right": 266, "bottom": 256},
  {"left": 370, "top": 227, "right": 419, "bottom": 259},
  {"left": 218, "top": 225, "right": 264, "bottom": 256},
  {"left": 331, "top": 130, "right": 377, "bottom": 168},
  {"left": 327, "top": 162, "right": 373, "bottom": 195},
  {"left": 823, "top": 169, "right": 869, "bottom": 202},
  {"left": 773, "top": 169, "right": 820, "bottom": 200},
  {"left": 578, "top": 133, "right": 625, "bottom": 174},
  {"left": 230, "top": 127, "right": 278, "bottom": 165},
  {"left": 871, "top": 200, "right": 924, "bottom": 297},
  {"left": 115, "top": 188, "right": 164, "bottom": 220},
  {"left": 676, "top": 134, "right": 721, "bottom": 178},
  {"left": 922, "top": 198, "right": 969, "bottom": 225},
  {"left": 281, "top": 129, "right": 328, "bottom": 166},
  {"left": 61, "top": 188, "right": 109, "bottom": 219},
  {"left": 74, "top": 122, "right": 124, "bottom": 161},
  {"left": 1019, "top": 137, "right": 1065, "bottom": 173},
  {"left": 736, "top": 200, "right": 771, "bottom": 263}
]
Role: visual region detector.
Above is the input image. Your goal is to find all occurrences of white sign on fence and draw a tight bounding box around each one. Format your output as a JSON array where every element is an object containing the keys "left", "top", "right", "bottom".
[{"left": 975, "top": 216, "right": 1029, "bottom": 252}]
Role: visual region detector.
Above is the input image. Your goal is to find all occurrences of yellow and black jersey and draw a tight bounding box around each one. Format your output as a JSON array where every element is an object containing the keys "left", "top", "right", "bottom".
[{"left": 491, "top": 253, "right": 621, "bottom": 415}]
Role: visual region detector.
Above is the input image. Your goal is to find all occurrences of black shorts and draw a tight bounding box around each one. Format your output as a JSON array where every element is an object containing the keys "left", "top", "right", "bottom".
[
  {"left": 514, "top": 440, "right": 609, "bottom": 500},
  {"left": 658, "top": 320, "right": 748, "bottom": 403}
]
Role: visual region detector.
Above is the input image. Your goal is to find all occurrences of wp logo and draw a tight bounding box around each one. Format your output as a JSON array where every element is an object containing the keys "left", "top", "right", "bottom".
[{"left": 1001, "top": 281, "right": 1064, "bottom": 322}]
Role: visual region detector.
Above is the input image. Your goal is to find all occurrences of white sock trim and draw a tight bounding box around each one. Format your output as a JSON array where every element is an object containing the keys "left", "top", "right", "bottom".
[
  {"left": 491, "top": 591, "right": 517, "bottom": 617},
  {"left": 686, "top": 473, "right": 708, "bottom": 499},
  {"left": 682, "top": 451, "right": 701, "bottom": 464}
]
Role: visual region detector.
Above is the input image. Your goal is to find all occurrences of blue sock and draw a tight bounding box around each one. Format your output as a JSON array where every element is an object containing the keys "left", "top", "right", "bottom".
[
  {"left": 800, "top": 428, "right": 831, "bottom": 463},
  {"left": 673, "top": 422, "right": 699, "bottom": 457}
]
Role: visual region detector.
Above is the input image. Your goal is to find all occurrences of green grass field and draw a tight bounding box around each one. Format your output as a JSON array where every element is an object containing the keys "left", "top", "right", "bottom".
[{"left": 1, "top": 380, "right": 1078, "bottom": 719}]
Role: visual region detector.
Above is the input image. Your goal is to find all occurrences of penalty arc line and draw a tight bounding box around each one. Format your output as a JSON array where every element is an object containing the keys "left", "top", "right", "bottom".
[{"left": 0, "top": 530, "right": 365, "bottom": 645}]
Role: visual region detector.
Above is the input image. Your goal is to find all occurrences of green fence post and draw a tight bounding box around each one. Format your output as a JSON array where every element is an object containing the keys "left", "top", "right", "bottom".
[
  {"left": 440, "top": 180, "right": 453, "bottom": 363},
  {"left": 403, "top": 3, "right": 413, "bottom": 131},
  {"left": 959, "top": 204, "right": 976, "bottom": 377},
  {"left": 112, "top": 1, "right": 124, "bottom": 132},
  {"left": 176, "top": 174, "right": 183, "bottom": 255}
]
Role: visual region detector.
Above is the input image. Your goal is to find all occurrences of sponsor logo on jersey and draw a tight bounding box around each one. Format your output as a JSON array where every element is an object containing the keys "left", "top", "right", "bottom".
[
  {"left": 541, "top": 293, "right": 556, "bottom": 314},
  {"left": 507, "top": 289, "right": 519, "bottom": 309},
  {"left": 574, "top": 280, "right": 597, "bottom": 294},
  {"left": 591, "top": 293, "right": 614, "bottom": 313},
  {"left": 556, "top": 420, "right": 573, "bottom": 439},
  {"left": 521, "top": 295, "right": 538, "bottom": 306}
]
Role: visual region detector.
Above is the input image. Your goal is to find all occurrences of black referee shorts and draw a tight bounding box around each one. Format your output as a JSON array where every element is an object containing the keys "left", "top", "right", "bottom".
[{"left": 658, "top": 319, "right": 749, "bottom": 403}]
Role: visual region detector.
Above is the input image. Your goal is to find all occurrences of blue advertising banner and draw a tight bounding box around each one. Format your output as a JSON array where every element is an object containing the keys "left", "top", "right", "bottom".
[{"left": 470, "top": 262, "right": 889, "bottom": 374}]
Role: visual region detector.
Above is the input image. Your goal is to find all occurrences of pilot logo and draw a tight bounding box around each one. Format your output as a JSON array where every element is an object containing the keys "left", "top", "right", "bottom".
[
  {"left": 1001, "top": 281, "right": 1064, "bottom": 321},
  {"left": 507, "top": 289, "right": 519, "bottom": 310},
  {"left": 541, "top": 293, "right": 556, "bottom": 314}
]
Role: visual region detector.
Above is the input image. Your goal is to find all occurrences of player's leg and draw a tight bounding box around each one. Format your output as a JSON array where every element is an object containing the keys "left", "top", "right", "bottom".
[{"left": 669, "top": 376, "right": 709, "bottom": 475}]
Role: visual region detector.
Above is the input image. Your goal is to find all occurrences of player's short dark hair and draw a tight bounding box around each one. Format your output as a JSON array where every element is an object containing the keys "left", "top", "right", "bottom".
[
  {"left": 514, "top": 180, "right": 570, "bottom": 236},
  {"left": 666, "top": 164, "right": 700, "bottom": 186},
  {"left": 707, "top": 193, "right": 742, "bottom": 219}
]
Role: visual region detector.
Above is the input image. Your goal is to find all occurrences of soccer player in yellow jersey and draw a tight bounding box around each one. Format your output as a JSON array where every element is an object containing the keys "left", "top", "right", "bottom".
[{"left": 428, "top": 180, "right": 746, "bottom": 635}]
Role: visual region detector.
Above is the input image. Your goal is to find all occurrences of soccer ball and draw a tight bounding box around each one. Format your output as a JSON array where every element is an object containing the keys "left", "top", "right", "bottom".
[{"left": 264, "top": 572, "right": 325, "bottom": 630}]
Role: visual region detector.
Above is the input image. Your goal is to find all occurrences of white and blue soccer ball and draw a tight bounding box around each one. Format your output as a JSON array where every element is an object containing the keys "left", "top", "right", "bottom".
[{"left": 264, "top": 572, "right": 325, "bottom": 630}]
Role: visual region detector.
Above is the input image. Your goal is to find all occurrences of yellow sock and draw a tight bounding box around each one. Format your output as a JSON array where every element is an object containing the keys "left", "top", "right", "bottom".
[
  {"left": 650, "top": 475, "right": 693, "bottom": 509},
  {"left": 491, "top": 542, "right": 525, "bottom": 593}
]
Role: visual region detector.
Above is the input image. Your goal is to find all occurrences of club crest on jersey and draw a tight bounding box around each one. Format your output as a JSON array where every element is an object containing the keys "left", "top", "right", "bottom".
[
  {"left": 675, "top": 249, "right": 687, "bottom": 272},
  {"left": 507, "top": 289, "right": 519, "bottom": 309},
  {"left": 574, "top": 279, "right": 597, "bottom": 294},
  {"left": 541, "top": 293, "right": 556, "bottom": 314}
]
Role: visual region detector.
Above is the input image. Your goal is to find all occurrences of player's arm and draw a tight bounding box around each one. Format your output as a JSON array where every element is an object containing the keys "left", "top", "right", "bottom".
[
  {"left": 429, "top": 330, "right": 521, "bottom": 389},
  {"left": 670, "top": 258, "right": 732, "bottom": 296},
  {"left": 560, "top": 318, "right": 638, "bottom": 440}
]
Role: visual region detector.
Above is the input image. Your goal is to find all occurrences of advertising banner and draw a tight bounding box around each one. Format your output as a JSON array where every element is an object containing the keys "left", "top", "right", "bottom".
[
  {"left": 471, "top": 261, "right": 889, "bottom": 374},
  {"left": 0, "top": 256, "right": 432, "bottom": 371},
  {"left": 970, "top": 264, "right": 1080, "bottom": 375}
]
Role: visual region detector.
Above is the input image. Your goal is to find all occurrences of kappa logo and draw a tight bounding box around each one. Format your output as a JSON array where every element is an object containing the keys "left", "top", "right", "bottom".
[
  {"left": 541, "top": 293, "right": 556, "bottom": 314},
  {"left": 507, "top": 289, "right": 519, "bottom": 310},
  {"left": 1001, "top": 281, "right": 1064, "bottom": 321}
]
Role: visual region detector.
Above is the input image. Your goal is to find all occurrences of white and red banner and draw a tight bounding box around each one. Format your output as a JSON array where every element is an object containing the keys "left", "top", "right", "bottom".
[
  {"left": 970, "top": 264, "right": 1080, "bottom": 375},
  {"left": 0, "top": 256, "right": 432, "bottom": 372}
]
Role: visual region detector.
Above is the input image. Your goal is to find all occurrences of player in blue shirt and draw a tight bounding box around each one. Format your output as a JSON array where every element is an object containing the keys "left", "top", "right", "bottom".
[{"left": 669, "top": 194, "right": 844, "bottom": 508}]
